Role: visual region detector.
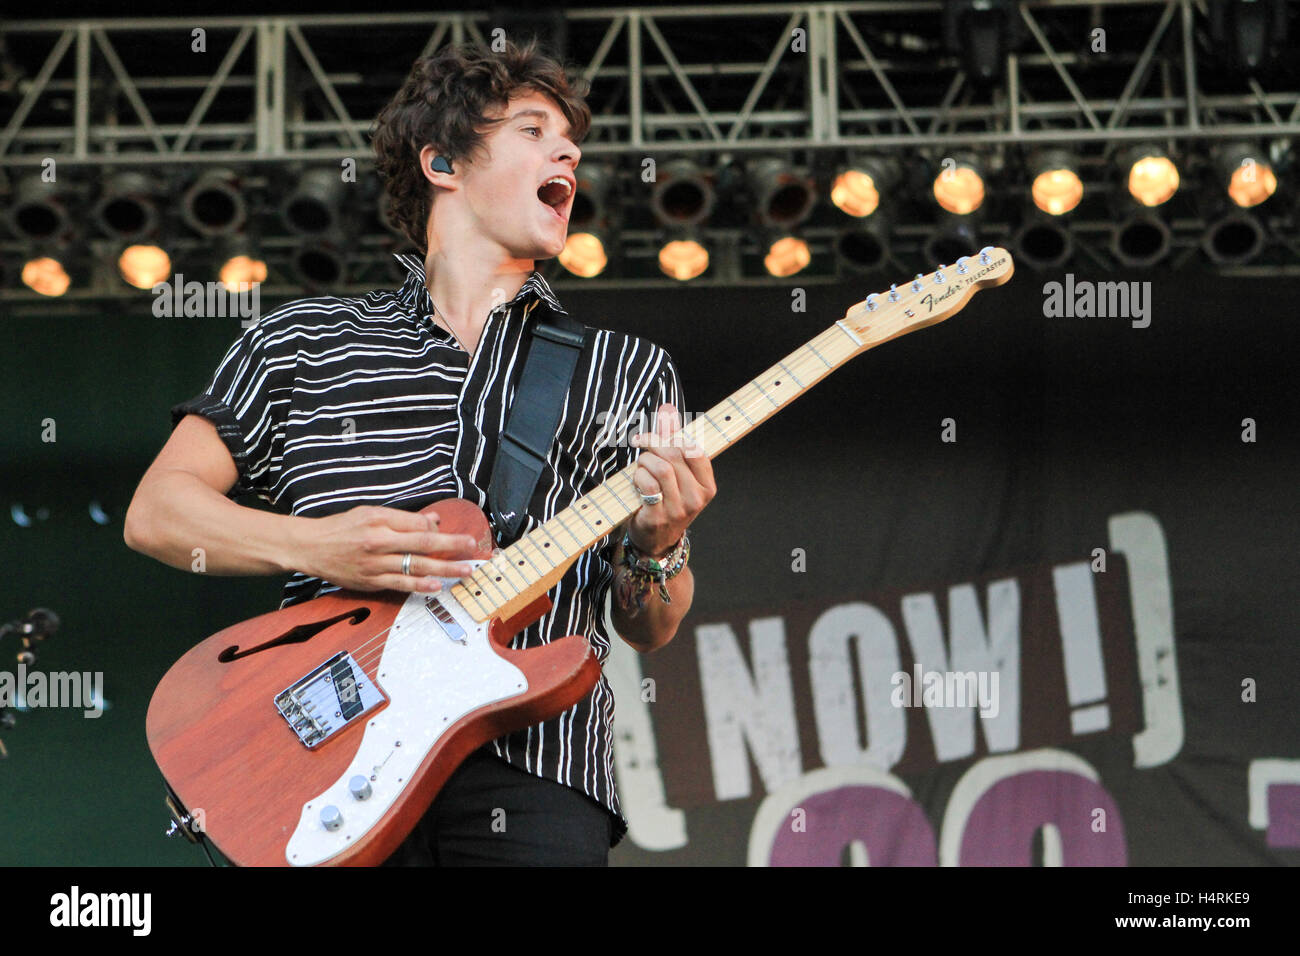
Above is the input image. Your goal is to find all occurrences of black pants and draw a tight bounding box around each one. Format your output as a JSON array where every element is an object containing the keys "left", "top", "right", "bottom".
[{"left": 381, "top": 746, "right": 613, "bottom": 866}]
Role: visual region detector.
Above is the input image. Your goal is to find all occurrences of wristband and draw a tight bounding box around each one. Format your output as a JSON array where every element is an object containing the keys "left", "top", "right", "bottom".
[{"left": 615, "top": 530, "right": 691, "bottom": 616}]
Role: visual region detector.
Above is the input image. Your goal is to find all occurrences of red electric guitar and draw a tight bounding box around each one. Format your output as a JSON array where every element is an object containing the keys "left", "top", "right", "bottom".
[{"left": 146, "top": 248, "right": 1015, "bottom": 865}]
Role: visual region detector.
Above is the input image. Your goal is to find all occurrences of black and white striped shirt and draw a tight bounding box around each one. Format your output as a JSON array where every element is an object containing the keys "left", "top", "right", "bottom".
[{"left": 170, "top": 252, "right": 683, "bottom": 845}]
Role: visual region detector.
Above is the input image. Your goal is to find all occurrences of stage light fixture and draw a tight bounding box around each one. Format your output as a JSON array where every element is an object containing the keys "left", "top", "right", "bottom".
[
  {"left": 834, "top": 218, "right": 891, "bottom": 273},
  {"left": 20, "top": 256, "right": 71, "bottom": 297},
  {"left": 1012, "top": 216, "right": 1073, "bottom": 270},
  {"left": 292, "top": 239, "right": 346, "bottom": 288},
  {"left": 943, "top": 0, "right": 1019, "bottom": 84},
  {"left": 219, "top": 255, "right": 267, "bottom": 291},
  {"left": 749, "top": 158, "right": 817, "bottom": 229},
  {"left": 7, "top": 173, "right": 70, "bottom": 241},
  {"left": 658, "top": 234, "right": 709, "bottom": 281},
  {"left": 764, "top": 235, "right": 811, "bottom": 278},
  {"left": 1214, "top": 142, "right": 1278, "bottom": 209},
  {"left": 282, "top": 168, "right": 345, "bottom": 236},
  {"left": 569, "top": 165, "right": 613, "bottom": 231},
  {"left": 1112, "top": 213, "right": 1171, "bottom": 268},
  {"left": 650, "top": 160, "right": 715, "bottom": 227},
  {"left": 924, "top": 215, "right": 982, "bottom": 266},
  {"left": 1202, "top": 210, "right": 1266, "bottom": 266},
  {"left": 1029, "top": 150, "right": 1084, "bottom": 216},
  {"left": 831, "top": 156, "right": 896, "bottom": 218},
  {"left": 183, "top": 169, "right": 247, "bottom": 236},
  {"left": 1209, "top": 0, "right": 1290, "bottom": 73},
  {"left": 118, "top": 243, "right": 173, "bottom": 290},
  {"left": 216, "top": 236, "right": 268, "bottom": 292},
  {"left": 94, "top": 172, "right": 160, "bottom": 241},
  {"left": 1122, "top": 146, "right": 1179, "bottom": 207},
  {"left": 558, "top": 230, "right": 608, "bottom": 278},
  {"left": 932, "top": 155, "right": 986, "bottom": 215}
]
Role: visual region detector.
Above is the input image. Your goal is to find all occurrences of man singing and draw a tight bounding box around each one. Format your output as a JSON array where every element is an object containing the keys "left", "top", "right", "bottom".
[{"left": 124, "top": 36, "right": 715, "bottom": 865}]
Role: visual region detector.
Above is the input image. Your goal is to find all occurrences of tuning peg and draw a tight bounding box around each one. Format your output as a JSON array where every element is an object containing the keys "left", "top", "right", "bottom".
[
  {"left": 934, "top": 266, "right": 946, "bottom": 284},
  {"left": 979, "top": 247, "right": 993, "bottom": 264},
  {"left": 865, "top": 293, "right": 879, "bottom": 312},
  {"left": 911, "top": 274, "right": 923, "bottom": 293},
  {"left": 888, "top": 283, "right": 900, "bottom": 302},
  {"left": 955, "top": 256, "right": 969, "bottom": 275}
]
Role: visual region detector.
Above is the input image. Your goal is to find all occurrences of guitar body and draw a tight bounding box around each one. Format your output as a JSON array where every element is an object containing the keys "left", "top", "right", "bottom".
[{"left": 145, "top": 498, "right": 602, "bottom": 867}]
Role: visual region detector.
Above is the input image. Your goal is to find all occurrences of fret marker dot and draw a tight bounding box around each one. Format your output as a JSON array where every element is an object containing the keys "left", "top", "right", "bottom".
[
  {"left": 495, "top": 576, "right": 502, "bottom": 581},
  {"left": 517, "top": 560, "right": 524, "bottom": 566},
  {"left": 724, "top": 415, "right": 731, "bottom": 421},
  {"left": 543, "top": 542, "right": 550, "bottom": 548}
]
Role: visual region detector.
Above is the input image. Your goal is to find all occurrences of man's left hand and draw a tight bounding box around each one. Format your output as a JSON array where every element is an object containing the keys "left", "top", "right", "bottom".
[{"left": 627, "top": 403, "right": 716, "bottom": 557}]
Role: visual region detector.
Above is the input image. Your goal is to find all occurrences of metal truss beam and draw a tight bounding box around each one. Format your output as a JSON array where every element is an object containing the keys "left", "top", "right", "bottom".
[{"left": 1, "top": 2, "right": 1298, "bottom": 168}]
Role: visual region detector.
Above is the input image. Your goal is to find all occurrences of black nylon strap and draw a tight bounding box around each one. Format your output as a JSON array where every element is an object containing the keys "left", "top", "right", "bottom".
[{"left": 487, "top": 309, "right": 587, "bottom": 542}]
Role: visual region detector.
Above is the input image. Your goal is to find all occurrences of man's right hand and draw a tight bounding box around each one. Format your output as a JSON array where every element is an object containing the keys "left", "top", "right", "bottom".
[{"left": 293, "top": 505, "right": 482, "bottom": 594}]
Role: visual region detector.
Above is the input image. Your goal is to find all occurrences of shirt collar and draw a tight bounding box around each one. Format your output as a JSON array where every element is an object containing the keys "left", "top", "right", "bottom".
[{"left": 393, "top": 253, "right": 568, "bottom": 324}]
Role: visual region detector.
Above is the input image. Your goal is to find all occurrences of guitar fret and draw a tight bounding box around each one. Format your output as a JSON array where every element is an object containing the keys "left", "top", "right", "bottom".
[
  {"left": 587, "top": 494, "right": 618, "bottom": 531},
  {"left": 701, "top": 413, "right": 729, "bottom": 445},
  {"left": 727, "top": 396, "right": 754, "bottom": 426},
  {"left": 571, "top": 505, "right": 600, "bottom": 538},
  {"left": 777, "top": 360, "right": 805, "bottom": 389},
  {"left": 487, "top": 552, "right": 529, "bottom": 592},
  {"left": 527, "top": 531, "right": 560, "bottom": 569},
  {"left": 539, "top": 523, "right": 571, "bottom": 558},
  {"left": 513, "top": 542, "right": 545, "bottom": 577},
  {"left": 554, "top": 515, "right": 588, "bottom": 549},
  {"left": 452, "top": 582, "right": 490, "bottom": 616},
  {"left": 806, "top": 341, "right": 833, "bottom": 369},
  {"left": 473, "top": 566, "right": 511, "bottom": 604},
  {"left": 753, "top": 378, "right": 781, "bottom": 409},
  {"left": 605, "top": 478, "right": 633, "bottom": 511}
]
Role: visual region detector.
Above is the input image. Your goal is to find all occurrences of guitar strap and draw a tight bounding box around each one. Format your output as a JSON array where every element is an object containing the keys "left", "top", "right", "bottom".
[{"left": 486, "top": 304, "right": 588, "bottom": 543}]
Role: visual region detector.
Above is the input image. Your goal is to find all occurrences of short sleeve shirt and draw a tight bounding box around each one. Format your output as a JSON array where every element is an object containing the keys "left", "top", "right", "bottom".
[{"left": 170, "top": 253, "right": 684, "bottom": 845}]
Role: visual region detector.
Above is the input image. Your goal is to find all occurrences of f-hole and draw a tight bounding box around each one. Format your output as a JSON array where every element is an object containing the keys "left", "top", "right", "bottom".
[{"left": 217, "top": 608, "right": 372, "bottom": 663}]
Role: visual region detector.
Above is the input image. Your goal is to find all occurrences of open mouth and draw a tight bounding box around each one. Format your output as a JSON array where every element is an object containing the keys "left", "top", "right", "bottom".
[{"left": 537, "top": 177, "right": 573, "bottom": 221}]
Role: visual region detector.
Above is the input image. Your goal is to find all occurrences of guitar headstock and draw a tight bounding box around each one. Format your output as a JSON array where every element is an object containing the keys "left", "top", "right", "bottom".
[{"left": 840, "top": 246, "right": 1014, "bottom": 349}]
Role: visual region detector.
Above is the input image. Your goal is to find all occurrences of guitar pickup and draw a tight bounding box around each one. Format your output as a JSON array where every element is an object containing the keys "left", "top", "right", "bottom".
[{"left": 275, "top": 652, "right": 385, "bottom": 749}]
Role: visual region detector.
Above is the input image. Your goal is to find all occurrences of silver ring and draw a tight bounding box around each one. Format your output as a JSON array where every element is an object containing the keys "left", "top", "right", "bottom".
[
  {"left": 639, "top": 490, "right": 663, "bottom": 506},
  {"left": 401, "top": 552, "right": 412, "bottom": 576}
]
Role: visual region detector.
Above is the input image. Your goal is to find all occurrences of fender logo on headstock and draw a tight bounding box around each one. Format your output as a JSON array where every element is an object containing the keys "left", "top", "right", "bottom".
[
  {"left": 920, "top": 283, "right": 962, "bottom": 313},
  {"left": 919, "top": 255, "right": 1010, "bottom": 313}
]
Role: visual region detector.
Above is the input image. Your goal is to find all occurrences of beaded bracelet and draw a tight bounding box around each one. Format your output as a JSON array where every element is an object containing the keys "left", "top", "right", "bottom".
[{"left": 615, "top": 530, "right": 691, "bottom": 616}]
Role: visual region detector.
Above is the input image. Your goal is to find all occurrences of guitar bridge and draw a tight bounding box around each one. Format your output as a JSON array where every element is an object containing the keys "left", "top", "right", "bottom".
[{"left": 275, "top": 652, "right": 385, "bottom": 749}]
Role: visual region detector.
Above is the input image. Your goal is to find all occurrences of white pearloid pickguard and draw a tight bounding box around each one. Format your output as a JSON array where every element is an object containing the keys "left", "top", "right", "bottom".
[{"left": 284, "top": 563, "right": 525, "bottom": 865}]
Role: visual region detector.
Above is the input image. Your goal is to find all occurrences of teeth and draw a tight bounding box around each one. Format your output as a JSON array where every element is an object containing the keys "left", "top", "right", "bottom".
[{"left": 543, "top": 176, "right": 572, "bottom": 196}]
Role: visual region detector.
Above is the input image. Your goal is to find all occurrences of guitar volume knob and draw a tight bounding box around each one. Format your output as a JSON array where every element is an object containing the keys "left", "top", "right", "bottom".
[
  {"left": 349, "top": 775, "right": 373, "bottom": 801},
  {"left": 320, "top": 805, "right": 343, "bottom": 831}
]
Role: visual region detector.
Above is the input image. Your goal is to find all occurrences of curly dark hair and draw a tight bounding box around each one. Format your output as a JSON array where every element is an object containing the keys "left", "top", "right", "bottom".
[{"left": 370, "top": 37, "right": 592, "bottom": 254}]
